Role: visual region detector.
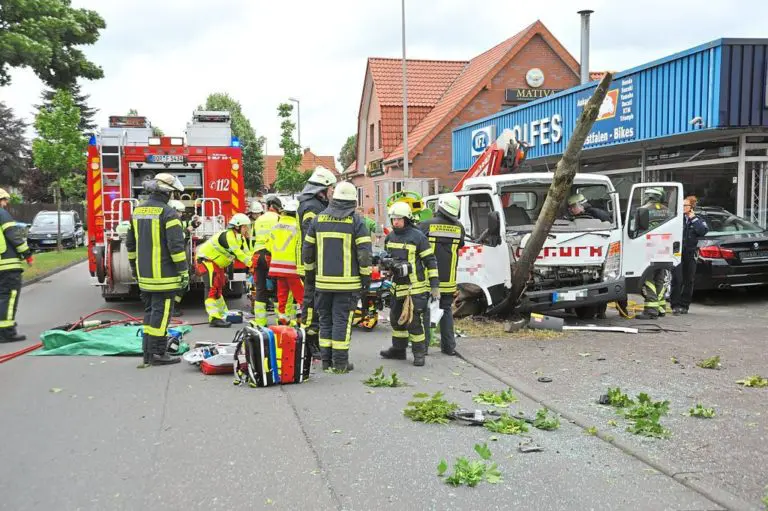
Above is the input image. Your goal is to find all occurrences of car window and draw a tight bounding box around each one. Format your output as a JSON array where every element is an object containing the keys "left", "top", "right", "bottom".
[
  {"left": 699, "top": 210, "right": 764, "bottom": 235},
  {"left": 33, "top": 214, "right": 74, "bottom": 227}
]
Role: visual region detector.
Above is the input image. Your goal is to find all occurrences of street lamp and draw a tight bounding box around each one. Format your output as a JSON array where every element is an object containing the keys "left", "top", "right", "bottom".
[
  {"left": 288, "top": 97, "right": 301, "bottom": 149},
  {"left": 401, "top": 0, "right": 409, "bottom": 179}
]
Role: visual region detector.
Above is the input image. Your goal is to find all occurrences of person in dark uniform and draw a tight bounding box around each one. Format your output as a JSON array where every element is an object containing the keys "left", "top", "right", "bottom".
[
  {"left": 126, "top": 173, "right": 189, "bottom": 366},
  {"left": 380, "top": 202, "right": 439, "bottom": 367},
  {"left": 297, "top": 166, "right": 337, "bottom": 359},
  {"left": 419, "top": 193, "right": 465, "bottom": 356},
  {"left": 671, "top": 195, "right": 708, "bottom": 315},
  {"left": 566, "top": 193, "right": 611, "bottom": 222},
  {"left": 0, "top": 188, "right": 33, "bottom": 343},
  {"left": 168, "top": 200, "right": 199, "bottom": 317},
  {"left": 303, "top": 181, "right": 371, "bottom": 372}
]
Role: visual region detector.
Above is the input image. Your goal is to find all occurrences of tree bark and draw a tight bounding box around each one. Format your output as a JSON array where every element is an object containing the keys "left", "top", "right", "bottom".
[{"left": 495, "top": 72, "right": 614, "bottom": 319}]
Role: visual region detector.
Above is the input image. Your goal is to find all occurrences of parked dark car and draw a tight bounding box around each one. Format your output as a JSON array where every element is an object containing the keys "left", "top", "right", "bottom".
[
  {"left": 694, "top": 207, "right": 768, "bottom": 291},
  {"left": 26, "top": 210, "right": 85, "bottom": 250}
]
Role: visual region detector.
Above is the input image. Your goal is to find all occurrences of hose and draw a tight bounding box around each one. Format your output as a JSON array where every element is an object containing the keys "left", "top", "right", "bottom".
[{"left": 398, "top": 292, "right": 414, "bottom": 326}]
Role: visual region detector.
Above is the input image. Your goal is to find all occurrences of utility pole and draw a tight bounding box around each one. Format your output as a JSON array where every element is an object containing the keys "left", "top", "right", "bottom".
[{"left": 401, "top": 0, "right": 409, "bottom": 178}]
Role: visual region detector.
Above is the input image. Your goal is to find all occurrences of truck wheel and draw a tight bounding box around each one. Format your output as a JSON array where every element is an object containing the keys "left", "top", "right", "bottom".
[
  {"left": 224, "top": 281, "right": 245, "bottom": 299},
  {"left": 95, "top": 246, "right": 106, "bottom": 284},
  {"left": 575, "top": 306, "right": 598, "bottom": 320}
]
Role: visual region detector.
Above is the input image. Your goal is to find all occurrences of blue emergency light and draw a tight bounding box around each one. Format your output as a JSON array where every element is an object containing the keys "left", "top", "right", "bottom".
[
  {"left": 88, "top": 134, "right": 97, "bottom": 145},
  {"left": 231, "top": 136, "right": 240, "bottom": 147}
]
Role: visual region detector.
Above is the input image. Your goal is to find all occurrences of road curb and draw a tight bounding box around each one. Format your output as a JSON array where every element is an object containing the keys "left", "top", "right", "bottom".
[
  {"left": 22, "top": 258, "right": 87, "bottom": 288},
  {"left": 458, "top": 350, "right": 759, "bottom": 511}
]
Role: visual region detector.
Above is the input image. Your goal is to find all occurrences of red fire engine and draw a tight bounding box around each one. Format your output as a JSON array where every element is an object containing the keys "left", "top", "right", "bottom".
[{"left": 86, "top": 111, "right": 247, "bottom": 301}]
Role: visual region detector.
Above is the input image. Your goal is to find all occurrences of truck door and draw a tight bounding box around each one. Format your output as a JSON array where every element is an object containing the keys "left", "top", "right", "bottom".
[{"left": 621, "top": 183, "right": 684, "bottom": 290}]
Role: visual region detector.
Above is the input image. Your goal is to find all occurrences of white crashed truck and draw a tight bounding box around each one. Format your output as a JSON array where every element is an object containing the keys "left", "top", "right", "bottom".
[{"left": 425, "top": 174, "right": 684, "bottom": 319}]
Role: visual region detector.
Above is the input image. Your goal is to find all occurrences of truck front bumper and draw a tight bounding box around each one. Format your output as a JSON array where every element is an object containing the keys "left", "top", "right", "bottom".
[{"left": 522, "top": 278, "right": 626, "bottom": 313}]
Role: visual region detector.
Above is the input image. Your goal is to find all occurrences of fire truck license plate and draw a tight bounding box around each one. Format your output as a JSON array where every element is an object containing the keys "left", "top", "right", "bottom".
[{"left": 148, "top": 154, "right": 184, "bottom": 163}]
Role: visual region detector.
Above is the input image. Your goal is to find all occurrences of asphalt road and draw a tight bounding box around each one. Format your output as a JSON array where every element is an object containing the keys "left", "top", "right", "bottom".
[{"left": 0, "top": 263, "right": 723, "bottom": 510}]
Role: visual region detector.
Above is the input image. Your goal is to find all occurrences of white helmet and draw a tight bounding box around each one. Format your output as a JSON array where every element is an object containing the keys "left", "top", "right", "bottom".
[
  {"left": 437, "top": 194, "right": 460, "bottom": 219},
  {"left": 333, "top": 181, "right": 357, "bottom": 202},
  {"left": 308, "top": 166, "right": 337, "bottom": 187},
  {"left": 388, "top": 201, "right": 412, "bottom": 219},
  {"left": 0, "top": 188, "right": 10, "bottom": 201},
  {"left": 154, "top": 173, "right": 184, "bottom": 193},
  {"left": 168, "top": 200, "right": 186, "bottom": 213},
  {"left": 248, "top": 201, "right": 264, "bottom": 214},
  {"left": 228, "top": 213, "right": 252, "bottom": 228},
  {"left": 643, "top": 187, "right": 665, "bottom": 203},
  {"left": 282, "top": 198, "right": 299, "bottom": 213}
]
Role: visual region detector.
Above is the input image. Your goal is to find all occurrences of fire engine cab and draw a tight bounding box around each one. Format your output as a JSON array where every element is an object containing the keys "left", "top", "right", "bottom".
[{"left": 86, "top": 111, "right": 246, "bottom": 301}]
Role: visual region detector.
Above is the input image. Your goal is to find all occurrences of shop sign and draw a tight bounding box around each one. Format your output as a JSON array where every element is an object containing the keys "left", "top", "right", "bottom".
[
  {"left": 505, "top": 88, "right": 562, "bottom": 102},
  {"left": 576, "top": 75, "right": 637, "bottom": 147},
  {"left": 471, "top": 126, "right": 496, "bottom": 155},
  {"left": 366, "top": 159, "right": 384, "bottom": 177}
]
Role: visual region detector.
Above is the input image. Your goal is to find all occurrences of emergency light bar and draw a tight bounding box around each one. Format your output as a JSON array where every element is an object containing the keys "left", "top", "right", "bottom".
[
  {"left": 193, "top": 111, "right": 231, "bottom": 123},
  {"left": 109, "top": 116, "right": 148, "bottom": 128},
  {"left": 148, "top": 137, "right": 161, "bottom": 146}
]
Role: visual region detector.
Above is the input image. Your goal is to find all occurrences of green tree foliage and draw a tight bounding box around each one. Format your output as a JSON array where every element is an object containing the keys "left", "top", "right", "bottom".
[
  {"left": 202, "top": 93, "right": 264, "bottom": 194},
  {"left": 0, "top": 0, "right": 106, "bottom": 88},
  {"left": 0, "top": 102, "right": 29, "bottom": 186},
  {"left": 273, "top": 103, "right": 307, "bottom": 193},
  {"left": 338, "top": 134, "right": 357, "bottom": 170},
  {"left": 32, "top": 89, "right": 86, "bottom": 249},
  {"left": 38, "top": 83, "right": 98, "bottom": 131}
]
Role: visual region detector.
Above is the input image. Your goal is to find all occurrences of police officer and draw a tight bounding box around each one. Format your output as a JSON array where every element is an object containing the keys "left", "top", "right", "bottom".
[
  {"left": 298, "top": 166, "right": 337, "bottom": 358},
  {"left": 195, "top": 213, "right": 253, "bottom": 328},
  {"left": 637, "top": 187, "right": 671, "bottom": 319},
  {"left": 266, "top": 198, "right": 303, "bottom": 325},
  {"left": 250, "top": 195, "right": 282, "bottom": 326},
  {"left": 303, "top": 182, "right": 371, "bottom": 372},
  {"left": 126, "top": 174, "right": 188, "bottom": 366},
  {"left": 419, "top": 194, "right": 465, "bottom": 356},
  {"left": 0, "top": 189, "right": 33, "bottom": 343},
  {"left": 380, "top": 202, "right": 439, "bottom": 367},
  {"left": 246, "top": 201, "right": 264, "bottom": 254},
  {"left": 671, "top": 195, "right": 708, "bottom": 315},
  {"left": 566, "top": 193, "right": 611, "bottom": 222}
]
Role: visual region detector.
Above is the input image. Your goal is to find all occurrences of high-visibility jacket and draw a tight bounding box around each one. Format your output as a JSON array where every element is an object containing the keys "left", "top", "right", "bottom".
[
  {"left": 196, "top": 229, "right": 250, "bottom": 269},
  {"left": 384, "top": 224, "right": 439, "bottom": 298},
  {"left": 418, "top": 212, "right": 465, "bottom": 295},
  {"left": 303, "top": 200, "right": 372, "bottom": 292},
  {"left": 251, "top": 210, "right": 279, "bottom": 253},
  {"left": 266, "top": 213, "right": 299, "bottom": 277},
  {"left": 297, "top": 195, "right": 328, "bottom": 277},
  {"left": 0, "top": 208, "right": 30, "bottom": 272},
  {"left": 126, "top": 194, "right": 188, "bottom": 292}
]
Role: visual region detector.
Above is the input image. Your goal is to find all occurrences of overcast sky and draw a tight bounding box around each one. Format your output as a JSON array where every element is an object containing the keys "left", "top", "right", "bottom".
[{"left": 3, "top": 0, "right": 767, "bottom": 169}]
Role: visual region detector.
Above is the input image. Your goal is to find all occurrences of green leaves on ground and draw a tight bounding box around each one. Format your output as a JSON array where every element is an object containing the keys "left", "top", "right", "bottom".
[
  {"left": 736, "top": 375, "right": 768, "bottom": 388},
  {"left": 696, "top": 355, "right": 721, "bottom": 369},
  {"left": 687, "top": 404, "right": 715, "bottom": 418},
  {"left": 606, "top": 387, "right": 634, "bottom": 408},
  {"left": 438, "top": 443, "right": 502, "bottom": 487},
  {"left": 533, "top": 408, "right": 561, "bottom": 431},
  {"left": 586, "top": 426, "right": 598, "bottom": 436},
  {"left": 472, "top": 388, "right": 518, "bottom": 407},
  {"left": 484, "top": 414, "right": 528, "bottom": 435},
  {"left": 626, "top": 418, "right": 671, "bottom": 439},
  {"left": 403, "top": 392, "right": 459, "bottom": 424},
  {"left": 621, "top": 393, "right": 670, "bottom": 421},
  {"left": 363, "top": 366, "right": 405, "bottom": 388}
]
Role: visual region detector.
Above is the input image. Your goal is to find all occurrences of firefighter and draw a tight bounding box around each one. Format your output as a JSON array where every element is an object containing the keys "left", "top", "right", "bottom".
[
  {"left": 566, "top": 193, "right": 611, "bottom": 222},
  {"left": 0, "top": 189, "right": 33, "bottom": 343},
  {"left": 195, "top": 213, "right": 253, "bottom": 328},
  {"left": 126, "top": 174, "right": 188, "bottom": 366},
  {"left": 298, "top": 166, "right": 337, "bottom": 357},
  {"left": 303, "top": 181, "right": 371, "bottom": 372},
  {"left": 380, "top": 202, "right": 439, "bottom": 367},
  {"left": 246, "top": 201, "right": 264, "bottom": 254},
  {"left": 250, "top": 195, "right": 282, "bottom": 326},
  {"left": 266, "top": 198, "right": 303, "bottom": 325},
  {"left": 636, "top": 187, "right": 671, "bottom": 319},
  {"left": 168, "top": 200, "right": 196, "bottom": 317},
  {"left": 419, "top": 193, "right": 465, "bottom": 356}
]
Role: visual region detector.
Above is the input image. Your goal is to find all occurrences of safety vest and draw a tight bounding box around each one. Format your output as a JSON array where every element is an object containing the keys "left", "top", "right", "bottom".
[
  {"left": 0, "top": 209, "right": 29, "bottom": 272},
  {"left": 126, "top": 195, "right": 188, "bottom": 292},
  {"left": 251, "top": 211, "right": 279, "bottom": 253},
  {"left": 266, "top": 214, "right": 299, "bottom": 277},
  {"left": 384, "top": 225, "right": 439, "bottom": 298},
  {"left": 419, "top": 214, "right": 465, "bottom": 294},
  {"left": 196, "top": 229, "right": 250, "bottom": 269}
]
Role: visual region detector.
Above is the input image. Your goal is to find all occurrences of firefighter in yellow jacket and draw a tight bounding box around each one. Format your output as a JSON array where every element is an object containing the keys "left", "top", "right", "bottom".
[
  {"left": 126, "top": 174, "right": 188, "bottom": 366},
  {"left": 0, "top": 188, "right": 33, "bottom": 343},
  {"left": 195, "top": 213, "right": 253, "bottom": 328},
  {"left": 250, "top": 195, "right": 282, "bottom": 326},
  {"left": 266, "top": 198, "right": 303, "bottom": 325}
]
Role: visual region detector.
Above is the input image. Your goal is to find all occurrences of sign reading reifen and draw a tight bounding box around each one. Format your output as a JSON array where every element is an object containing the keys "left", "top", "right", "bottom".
[
  {"left": 576, "top": 76, "right": 636, "bottom": 147},
  {"left": 471, "top": 126, "right": 496, "bottom": 155},
  {"left": 510, "top": 114, "right": 563, "bottom": 148}
]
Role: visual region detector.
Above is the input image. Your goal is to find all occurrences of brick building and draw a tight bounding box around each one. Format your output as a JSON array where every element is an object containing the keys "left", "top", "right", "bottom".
[
  {"left": 264, "top": 148, "right": 336, "bottom": 192},
  {"left": 345, "top": 20, "right": 584, "bottom": 220}
]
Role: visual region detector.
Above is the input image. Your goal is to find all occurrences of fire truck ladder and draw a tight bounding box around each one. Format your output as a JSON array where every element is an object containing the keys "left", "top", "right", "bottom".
[
  {"left": 106, "top": 199, "right": 139, "bottom": 239},
  {"left": 100, "top": 129, "right": 128, "bottom": 234},
  {"left": 193, "top": 198, "right": 225, "bottom": 238}
]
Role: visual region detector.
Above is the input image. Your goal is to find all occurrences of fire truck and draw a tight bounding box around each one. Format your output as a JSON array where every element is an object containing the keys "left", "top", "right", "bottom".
[{"left": 85, "top": 111, "right": 247, "bottom": 301}]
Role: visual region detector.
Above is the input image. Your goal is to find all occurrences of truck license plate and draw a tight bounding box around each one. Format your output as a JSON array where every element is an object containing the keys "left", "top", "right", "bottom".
[
  {"left": 231, "top": 273, "right": 246, "bottom": 282},
  {"left": 552, "top": 289, "right": 588, "bottom": 303}
]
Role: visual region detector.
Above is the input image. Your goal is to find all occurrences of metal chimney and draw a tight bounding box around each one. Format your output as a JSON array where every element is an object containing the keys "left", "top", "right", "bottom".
[{"left": 578, "top": 9, "right": 594, "bottom": 85}]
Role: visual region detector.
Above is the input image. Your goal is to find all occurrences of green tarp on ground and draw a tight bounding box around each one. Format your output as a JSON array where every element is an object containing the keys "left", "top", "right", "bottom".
[{"left": 32, "top": 325, "right": 191, "bottom": 356}]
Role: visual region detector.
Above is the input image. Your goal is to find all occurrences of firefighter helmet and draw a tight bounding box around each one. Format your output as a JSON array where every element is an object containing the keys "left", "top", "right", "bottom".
[
  {"left": 388, "top": 201, "right": 412, "bottom": 220},
  {"left": 154, "top": 173, "right": 184, "bottom": 193},
  {"left": 168, "top": 200, "right": 186, "bottom": 213},
  {"left": 643, "top": 187, "right": 665, "bottom": 203},
  {"left": 0, "top": 188, "right": 10, "bottom": 201},
  {"left": 265, "top": 194, "right": 282, "bottom": 211},
  {"left": 248, "top": 201, "right": 264, "bottom": 214},
  {"left": 282, "top": 198, "right": 299, "bottom": 213},
  {"left": 437, "top": 194, "right": 460, "bottom": 219},
  {"left": 228, "top": 213, "right": 252, "bottom": 228},
  {"left": 333, "top": 182, "right": 357, "bottom": 202},
  {"left": 567, "top": 193, "right": 587, "bottom": 207},
  {"left": 308, "top": 166, "right": 337, "bottom": 187}
]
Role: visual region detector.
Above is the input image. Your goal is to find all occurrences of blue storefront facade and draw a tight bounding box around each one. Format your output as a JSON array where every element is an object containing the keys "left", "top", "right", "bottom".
[{"left": 452, "top": 38, "right": 768, "bottom": 227}]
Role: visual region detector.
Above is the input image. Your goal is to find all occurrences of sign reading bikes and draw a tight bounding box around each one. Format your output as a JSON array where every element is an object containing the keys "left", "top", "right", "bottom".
[{"left": 576, "top": 75, "right": 637, "bottom": 147}]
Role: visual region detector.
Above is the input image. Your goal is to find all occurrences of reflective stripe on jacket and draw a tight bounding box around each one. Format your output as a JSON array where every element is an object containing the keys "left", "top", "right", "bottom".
[
  {"left": 251, "top": 210, "right": 279, "bottom": 253},
  {"left": 196, "top": 229, "right": 250, "bottom": 269},
  {"left": 297, "top": 195, "right": 328, "bottom": 277},
  {"left": 267, "top": 213, "right": 299, "bottom": 277},
  {"left": 418, "top": 213, "right": 465, "bottom": 294},
  {"left": 384, "top": 224, "right": 439, "bottom": 298},
  {"left": 0, "top": 209, "right": 29, "bottom": 272}
]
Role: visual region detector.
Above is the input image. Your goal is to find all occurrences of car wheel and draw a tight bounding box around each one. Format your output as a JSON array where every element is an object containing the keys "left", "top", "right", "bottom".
[{"left": 575, "top": 306, "right": 598, "bottom": 320}]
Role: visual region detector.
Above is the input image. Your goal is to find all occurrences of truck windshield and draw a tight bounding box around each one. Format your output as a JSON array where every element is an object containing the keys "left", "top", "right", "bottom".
[{"left": 498, "top": 183, "right": 615, "bottom": 232}]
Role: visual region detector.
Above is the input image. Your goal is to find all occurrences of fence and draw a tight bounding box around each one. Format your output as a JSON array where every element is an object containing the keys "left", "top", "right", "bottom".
[{"left": 8, "top": 203, "right": 86, "bottom": 225}]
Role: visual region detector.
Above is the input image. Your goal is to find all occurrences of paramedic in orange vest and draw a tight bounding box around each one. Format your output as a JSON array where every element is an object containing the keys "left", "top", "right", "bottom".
[{"left": 266, "top": 198, "right": 303, "bottom": 325}]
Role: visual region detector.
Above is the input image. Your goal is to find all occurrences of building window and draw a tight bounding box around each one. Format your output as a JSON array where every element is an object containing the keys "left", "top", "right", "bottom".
[
  {"left": 369, "top": 124, "right": 374, "bottom": 151},
  {"left": 377, "top": 120, "right": 382, "bottom": 149},
  {"left": 393, "top": 181, "right": 403, "bottom": 193},
  {"left": 357, "top": 187, "right": 364, "bottom": 206}
]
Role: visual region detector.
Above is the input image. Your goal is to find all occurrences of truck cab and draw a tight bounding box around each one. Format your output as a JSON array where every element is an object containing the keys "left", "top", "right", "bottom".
[{"left": 425, "top": 174, "right": 684, "bottom": 318}]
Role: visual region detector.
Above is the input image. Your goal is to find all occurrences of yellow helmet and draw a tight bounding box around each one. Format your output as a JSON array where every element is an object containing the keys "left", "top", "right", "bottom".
[{"left": 0, "top": 189, "right": 10, "bottom": 201}]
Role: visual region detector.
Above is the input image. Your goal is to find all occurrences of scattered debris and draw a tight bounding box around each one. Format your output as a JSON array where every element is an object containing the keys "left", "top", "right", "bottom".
[
  {"left": 537, "top": 377, "right": 553, "bottom": 383},
  {"left": 518, "top": 438, "right": 543, "bottom": 453},
  {"left": 473, "top": 388, "right": 518, "bottom": 407},
  {"left": 579, "top": 352, "right": 591, "bottom": 357},
  {"left": 332, "top": 430, "right": 342, "bottom": 434},
  {"left": 621, "top": 393, "right": 671, "bottom": 439},
  {"left": 670, "top": 356, "right": 679, "bottom": 364},
  {"left": 607, "top": 419, "right": 618, "bottom": 427},
  {"left": 437, "top": 443, "right": 502, "bottom": 487},
  {"left": 696, "top": 355, "right": 721, "bottom": 370},
  {"left": 484, "top": 414, "right": 529, "bottom": 435},
  {"left": 532, "top": 408, "right": 561, "bottom": 431},
  {"left": 599, "top": 387, "right": 634, "bottom": 408},
  {"left": 586, "top": 426, "right": 598, "bottom": 436},
  {"left": 736, "top": 375, "right": 768, "bottom": 388},
  {"left": 49, "top": 387, "right": 63, "bottom": 394},
  {"left": 363, "top": 366, "right": 406, "bottom": 388},
  {"left": 687, "top": 404, "right": 716, "bottom": 418},
  {"left": 403, "top": 392, "right": 459, "bottom": 425}
]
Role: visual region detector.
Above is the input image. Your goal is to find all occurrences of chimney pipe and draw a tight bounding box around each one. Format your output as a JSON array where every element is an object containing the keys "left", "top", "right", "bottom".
[{"left": 578, "top": 9, "right": 594, "bottom": 85}]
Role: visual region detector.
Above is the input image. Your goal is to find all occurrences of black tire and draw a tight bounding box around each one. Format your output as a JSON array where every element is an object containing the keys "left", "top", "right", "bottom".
[
  {"left": 575, "top": 305, "right": 598, "bottom": 320},
  {"left": 224, "top": 281, "right": 245, "bottom": 299},
  {"left": 95, "top": 246, "right": 106, "bottom": 284}
]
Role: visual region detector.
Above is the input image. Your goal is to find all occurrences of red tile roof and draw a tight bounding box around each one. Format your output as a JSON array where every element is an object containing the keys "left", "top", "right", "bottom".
[
  {"left": 369, "top": 58, "right": 467, "bottom": 107},
  {"left": 263, "top": 149, "right": 336, "bottom": 187},
  {"left": 386, "top": 20, "right": 580, "bottom": 162}
]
